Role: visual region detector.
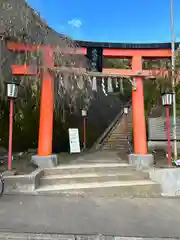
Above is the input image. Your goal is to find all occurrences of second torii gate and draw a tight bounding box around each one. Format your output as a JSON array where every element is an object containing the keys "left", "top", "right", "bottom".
[{"left": 7, "top": 41, "right": 171, "bottom": 168}]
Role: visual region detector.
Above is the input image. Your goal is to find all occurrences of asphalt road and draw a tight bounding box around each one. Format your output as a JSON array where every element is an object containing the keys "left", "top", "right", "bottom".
[{"left": 0, "top": 195, "right": 180, "bottom": 238}]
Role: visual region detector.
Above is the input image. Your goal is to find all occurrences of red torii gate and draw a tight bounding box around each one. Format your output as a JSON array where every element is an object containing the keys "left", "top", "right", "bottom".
[
  {"left": 7, "top": 42, "right": 87, "bottom": 166},
  {"left": 7, "top": 41, "right": 172, "bottom": 167},
  {"left": 103, "top": 48, "right": 171, "bottom": 153}
]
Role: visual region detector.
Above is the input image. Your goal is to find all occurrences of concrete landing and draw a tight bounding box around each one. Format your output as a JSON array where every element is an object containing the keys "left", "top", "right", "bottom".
[
  {"left": 0, "top": 196, "right": 180, "bottom": 238},
  {"left": 73, "top": 151, "right": 125, "bottom": 164}
]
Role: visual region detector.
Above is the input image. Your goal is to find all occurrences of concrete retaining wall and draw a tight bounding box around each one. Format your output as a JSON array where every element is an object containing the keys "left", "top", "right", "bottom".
[
  {"left": 149, "top": 168, "right": 180, "bottom": 197},
  {"left": 148, "top": 141, "right": 180, "bottom": 152},
  {"left": 3, "top": 169, "right": 43, "bottom": 194},
  {"left": 148, "top": 117, "right": 180, "bottom": 141}
]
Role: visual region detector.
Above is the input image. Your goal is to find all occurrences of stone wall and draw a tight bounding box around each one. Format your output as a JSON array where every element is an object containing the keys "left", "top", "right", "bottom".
[{"left": 148, "top": 117, "right": 180, "bottom": 140}]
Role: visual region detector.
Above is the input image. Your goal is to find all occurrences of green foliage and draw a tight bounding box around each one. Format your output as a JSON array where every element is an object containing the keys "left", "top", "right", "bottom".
[
  {"left": 143, "top": 58, "right": 171, "bottom": 70},
  {"left": 103, "top": 58, "right": 131, "bottom": 69},
  {"left": 143, "top": 53, "right": 180, "bottom": 117},
  {"left": 118, "top": 80, "right": 132, "bottom": 103}
]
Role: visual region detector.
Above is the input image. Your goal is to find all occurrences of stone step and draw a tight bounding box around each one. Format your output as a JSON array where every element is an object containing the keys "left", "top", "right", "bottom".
[
  {"left": 73, "top": 159, "right": 124, "bottom": 164},
  {"left": 106, "top": 142, "right": 127, "bottom": 145},
  {"left": 36, "top": 180, "right": 161, "bottom": 197},
  {"left": 111, "top": 134, "right": 131, "bottom": 138},
  {"left": 43, "top": 163, "right": 134, "bottom": 176},
  {"left": 103, "top": 140, "right": 128, "bottom": 143},
  {"left": 109, "top": 133, "right": 127, "bottom": 136},
  {"left": 102, "top": 148, "right": 128, "bottom": 152},
  {"left": 106, "top": 140, "right": 127, "bottom": 143},
  {"left": 110, "top": 132, "right": 129, "bottom": 135},
  {"left": 102, "top": 145, "right": 129, "bottom": 150},
  {"left": 102, "top": 149, "right": 128, "bottom": 152},
  {"left": 40, "top": 171, "right": 149, "bottom": 186},
  {"left": 104, "top": 138, "right": 128, "bottom": 141},
  {"left": 104, "top": 141, "right": 128, "bottom": 147},
  {"left": 108, "top": 134, "right": 127, "bottom": 140},
  {"left": 103, "top": 143, "right": 128, "bottom": 146}
]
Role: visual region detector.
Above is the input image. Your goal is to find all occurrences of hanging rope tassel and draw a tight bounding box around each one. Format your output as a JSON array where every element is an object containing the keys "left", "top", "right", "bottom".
[
  {"left": 120, "top": 78, "right": 124, "bottom": 94},
  {"left": 115, "top": 78, "right": 119, "bottom": 88},
  {"left": 77, "top": 74, "right": 84, "bottom": 90},
  {"left": 101, "top": 77, "right": 108, "bottom": 96},
  {"left": 92, "top": 76, "right": 97, "bottom": 91},
  {"left": 107, "top": 77, "right": 113, "bottom": 93},
  {"left": 58, "top": 75, "right": 63, "bottom": 96},
  {"left": 63, "top": 74, "right": 70, "bottom": 93}
]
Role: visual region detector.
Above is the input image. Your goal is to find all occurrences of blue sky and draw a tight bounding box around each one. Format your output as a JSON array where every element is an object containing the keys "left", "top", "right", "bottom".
[{"left": 27, "top": 0, "right": 180, "bottom": 43}]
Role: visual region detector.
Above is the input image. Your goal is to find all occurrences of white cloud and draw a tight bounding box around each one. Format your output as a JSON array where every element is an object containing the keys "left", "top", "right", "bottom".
[{"left": 68, "top": 19, "right": 82, "bottom": 28}]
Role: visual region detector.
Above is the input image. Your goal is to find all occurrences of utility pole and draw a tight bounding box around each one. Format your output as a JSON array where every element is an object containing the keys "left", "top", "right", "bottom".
[{"left": 170, "top": 0, "right": 177, "bottom": 160}]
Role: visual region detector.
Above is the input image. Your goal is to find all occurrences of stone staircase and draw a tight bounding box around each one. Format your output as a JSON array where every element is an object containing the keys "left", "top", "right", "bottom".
[
  {"left": 35, "top": 161, "right": 160, "bottom": 197},
  {"left": 93, "top": 103, "right": 132, "bottom": 158}
]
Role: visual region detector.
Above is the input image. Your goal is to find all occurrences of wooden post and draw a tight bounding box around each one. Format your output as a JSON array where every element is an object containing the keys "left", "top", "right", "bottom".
[
  {"left": 38, "top": 46, "right": 54, "bottom": 156},
  {"left": 132, "top": 56, "right": 147, "bottom": 154}
]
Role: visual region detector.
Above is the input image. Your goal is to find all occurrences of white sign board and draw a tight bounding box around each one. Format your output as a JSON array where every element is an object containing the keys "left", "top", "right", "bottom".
[{"left": 68, "top": 128, "right": 81, "bottom": 153}]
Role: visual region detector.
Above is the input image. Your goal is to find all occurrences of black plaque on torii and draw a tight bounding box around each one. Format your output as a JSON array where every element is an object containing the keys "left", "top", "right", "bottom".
[{"left": 86, "top": 47, "right": 103, "bottom": 72}]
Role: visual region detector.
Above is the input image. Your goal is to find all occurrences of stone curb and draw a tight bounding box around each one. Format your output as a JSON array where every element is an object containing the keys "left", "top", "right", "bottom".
[
  {"left": 3, "top": 169, "right": 43, "bottom": 194},
  {"left": 0, "top": 232, "right": 179, "bottom": 240}
]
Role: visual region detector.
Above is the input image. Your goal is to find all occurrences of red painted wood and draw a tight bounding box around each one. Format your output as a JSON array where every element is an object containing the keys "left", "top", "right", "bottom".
[
  {"left": 11, "top": 64, "right": 37, "bottom": 75},
  {"left": 8, "top": 99, "right": 14, "bottom": 170},
  {"left": 165, "top": 105, "right": 172, "bottom": 165},
  {"left": 7, "top": 41, "right": 87, "bottom": 55},
  {"left": 38, "top": 46, "right": 54, "bottom": 156},
  {"left": 132, "top": 56, "right": 147, "bottom": 154},
  {"left": 103, "top": 49, "right": 172, "bottom": 57}
]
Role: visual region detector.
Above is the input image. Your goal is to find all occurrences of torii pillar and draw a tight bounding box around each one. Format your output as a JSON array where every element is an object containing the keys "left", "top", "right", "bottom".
[
  {"left": 7, "top": 42, "right": 58, "bottom": 168},
  {"left": 128, "top": 55, "right": 154, "bottom": 169},
  {"left": 31, "top": 45, "right": 58, "bottom": 168}
]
